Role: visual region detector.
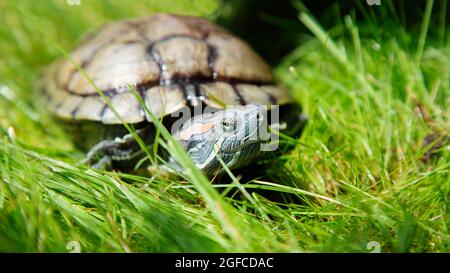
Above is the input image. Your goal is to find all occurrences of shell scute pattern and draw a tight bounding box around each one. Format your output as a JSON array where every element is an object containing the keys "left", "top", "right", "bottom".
[{"left": 43, "top": 13, "right": 292, "bottom": 124}]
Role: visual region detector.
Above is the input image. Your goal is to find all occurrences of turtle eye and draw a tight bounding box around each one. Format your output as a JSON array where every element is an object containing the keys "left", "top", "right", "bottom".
[{"left": 221, "top": 118, "right": 235, "bottom": 133}]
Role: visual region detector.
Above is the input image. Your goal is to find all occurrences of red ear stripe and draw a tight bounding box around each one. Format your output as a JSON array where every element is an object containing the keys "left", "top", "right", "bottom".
[{"left": 178, "top": 122, "right": 215, "bottom": 140}]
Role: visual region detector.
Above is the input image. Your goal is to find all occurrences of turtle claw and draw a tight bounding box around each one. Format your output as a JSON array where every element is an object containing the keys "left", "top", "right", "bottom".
[
  {"left": 80, "top": 152, "right": 112, "bottom": 170},
  {"left": 80, "top": 135, "right": 145, "bottom": 170},
  {"left": 79, "top": 127, "right": 154, "bottom": 170},
  {"left": 80, "top": 139, "right": 115, "bottom": 169},
  {"left": 90, "top": 156, "right": 113, "bottom": 170}
]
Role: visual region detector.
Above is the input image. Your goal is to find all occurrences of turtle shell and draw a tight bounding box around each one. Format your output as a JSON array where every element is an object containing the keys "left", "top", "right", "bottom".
[{"left": 42, "top": 13, "right": 293, "bottom": 124}]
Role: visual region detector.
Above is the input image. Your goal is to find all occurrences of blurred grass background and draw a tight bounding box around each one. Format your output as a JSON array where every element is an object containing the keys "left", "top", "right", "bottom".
[{"left": 0, "top": 0, "right": 448, "bottom": 252}]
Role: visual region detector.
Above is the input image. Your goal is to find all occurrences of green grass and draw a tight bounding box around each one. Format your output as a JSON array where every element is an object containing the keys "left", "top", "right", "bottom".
[{"left": 0, "top": 0, "right": 448, "bottom": 252}]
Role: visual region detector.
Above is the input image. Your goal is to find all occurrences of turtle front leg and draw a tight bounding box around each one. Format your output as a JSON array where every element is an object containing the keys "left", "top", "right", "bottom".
[
  {"left": 81, "top": 127, "right": 152, "bottom": 170},
  {"left": 86, "top": 152, "right": 112, "bottom": 170}
]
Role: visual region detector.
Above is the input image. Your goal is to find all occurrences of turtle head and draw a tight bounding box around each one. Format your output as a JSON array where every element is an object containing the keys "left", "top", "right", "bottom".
[{"left": 173, "top": 104, "right": 266, "bottom": 176}]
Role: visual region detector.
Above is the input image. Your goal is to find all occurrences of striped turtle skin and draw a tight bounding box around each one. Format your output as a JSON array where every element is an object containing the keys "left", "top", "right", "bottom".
[
  {"left": 41, "top": 13, "right": 301, "bottom": 174},
  {"left": 42, "top": 13, "right": 293, "bottom": 124}
]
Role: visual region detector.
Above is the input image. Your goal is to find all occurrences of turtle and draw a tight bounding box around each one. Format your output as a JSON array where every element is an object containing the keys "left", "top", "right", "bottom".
[{"left": 40, "top": 13, "right": 304, "bottom": 176}]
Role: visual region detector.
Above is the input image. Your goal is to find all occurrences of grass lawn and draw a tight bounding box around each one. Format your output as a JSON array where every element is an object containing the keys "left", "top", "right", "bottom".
[{"left": 0, "top": 0, "right": 448, "bottom": 252}]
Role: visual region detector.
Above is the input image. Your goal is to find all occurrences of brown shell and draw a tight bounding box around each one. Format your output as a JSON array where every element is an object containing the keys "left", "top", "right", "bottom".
[{"left": 42, "top": 13, "right": 293, "bottom": 124}]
